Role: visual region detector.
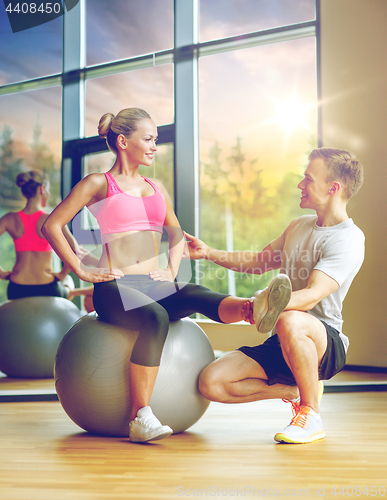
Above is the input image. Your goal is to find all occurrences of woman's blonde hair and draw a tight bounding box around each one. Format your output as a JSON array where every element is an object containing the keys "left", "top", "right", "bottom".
[
  {"left": 15, "top": 170, "right": 48, "bottom": 199},
  {"left": 98, "top": 108, "right": 152, "bottom": 154}
]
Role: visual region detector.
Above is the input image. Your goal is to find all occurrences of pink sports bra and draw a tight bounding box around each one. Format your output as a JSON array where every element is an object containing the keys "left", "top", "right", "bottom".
[
  {"left": 95, "top": 172, "right": 167, "bottom": 235},
  {"left": 13, "top": 210, "right": 52, "bottom": 252}
]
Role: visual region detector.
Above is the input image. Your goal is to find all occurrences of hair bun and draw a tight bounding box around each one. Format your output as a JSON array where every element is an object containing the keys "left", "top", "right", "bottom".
[
  {"left": 98, "top": 113, "right": 115, "bottom": 138},
  {"left": 15, "top": 172, "right": 30, "bottom": 187}
]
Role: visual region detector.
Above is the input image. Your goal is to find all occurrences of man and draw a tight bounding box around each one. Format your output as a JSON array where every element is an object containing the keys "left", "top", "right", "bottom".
[{"left": 184, "top": 148, "right": 365, "bottom": 444}]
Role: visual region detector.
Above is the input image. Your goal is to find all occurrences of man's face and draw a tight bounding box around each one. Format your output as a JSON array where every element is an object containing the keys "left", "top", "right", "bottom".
[{"left": 297, "top": 158, "right": 332, "bottom": 211}]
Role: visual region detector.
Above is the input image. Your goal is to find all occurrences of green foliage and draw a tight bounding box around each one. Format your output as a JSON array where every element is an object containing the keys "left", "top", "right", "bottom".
[
  {"left": 199, "top": 137, "right": 315, "bottom": 299},
  {"left": 0, "top": 121, "right": 61, "bottom": 209},
  {"left": 30, "top": 120, "right": 61, "bottom": 208},
  {"left": 0, "top": 125, "right": 24, "bottom": 205}
]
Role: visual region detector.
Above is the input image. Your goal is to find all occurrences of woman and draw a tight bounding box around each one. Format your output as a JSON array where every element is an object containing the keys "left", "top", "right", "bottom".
[
  {"left": 0, "top": 169, "right": 93, "bottom": 311},
  {"left": 42, "top": 108, "right": 253, "bottom": 443}
]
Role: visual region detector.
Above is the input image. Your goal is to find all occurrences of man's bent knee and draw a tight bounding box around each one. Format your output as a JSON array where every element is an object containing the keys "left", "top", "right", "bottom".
[
  {"left": 276, "top": 310, "right": 302, "bottom": 331},
  {"left": 198, "top": 363, "right": 226, "bottom": 402},
  {"left": 276, "top": 310, "right": 328, "bottom": 359},
  {"left": 276, "top": 310, "right": 314, "bottom": 341}
]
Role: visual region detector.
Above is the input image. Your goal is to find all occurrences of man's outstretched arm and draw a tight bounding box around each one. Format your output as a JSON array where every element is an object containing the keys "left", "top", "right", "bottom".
[{"left": 183, "top": 231, "right": 281, "bottom": 275}]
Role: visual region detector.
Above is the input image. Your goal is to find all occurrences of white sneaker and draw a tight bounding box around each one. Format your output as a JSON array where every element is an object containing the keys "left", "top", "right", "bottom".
[
  {"left": 274, "top": 406, "right": 325, "bottom": 444},
  {"left": 129, "top": 406, "right": 173, "bottom": 443},
  {"left": 253, "top": 274, "right": 292, "bottom": 333}
]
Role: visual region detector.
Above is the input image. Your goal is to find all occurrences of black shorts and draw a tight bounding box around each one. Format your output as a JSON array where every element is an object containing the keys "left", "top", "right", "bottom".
[
  {"left": 7, "top": 279, "right": 69, "bottom": 300},
  {"left": 238, "top": 321, "right": 346, "bottom": 386}
]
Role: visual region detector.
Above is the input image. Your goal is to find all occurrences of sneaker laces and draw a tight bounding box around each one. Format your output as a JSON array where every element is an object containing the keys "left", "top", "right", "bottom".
[
  {"left": 290, "top": 406, "right": 311, "bottom": 429},
  {"left": 282, "top": 399, "right": 300, "bottom": 417}
]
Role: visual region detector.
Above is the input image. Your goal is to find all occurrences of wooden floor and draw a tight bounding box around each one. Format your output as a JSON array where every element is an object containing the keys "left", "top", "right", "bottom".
[
  {"left": 2, "top": 368, "right": 387, "bottom": 398},
  {"left": 0, "top": 390, "right": 386, "bottom": 500}
]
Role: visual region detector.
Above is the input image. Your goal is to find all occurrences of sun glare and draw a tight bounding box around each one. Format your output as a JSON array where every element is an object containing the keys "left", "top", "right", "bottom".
[{"left": 273, "top": 98, "right": 311, "bottom": 132}]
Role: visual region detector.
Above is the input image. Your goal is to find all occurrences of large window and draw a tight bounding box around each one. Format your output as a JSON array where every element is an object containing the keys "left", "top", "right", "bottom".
[
  {"left": 0, "top": 0, "right": 319, "bottom": 307},
  {"left": 199, "top": 37, "right": 317, "bottom": 297},
  {"left": 0, "top": 7, "right": 62, "bottom": 84},
  {"left": 200, "top": 0, "right": 316, "bottom": 41},
  {"left": 85, "top": 65, "right": 174, "bottom": 138},
  {"left": 86, "top": 0, "right": 174, "bottom": 66}
]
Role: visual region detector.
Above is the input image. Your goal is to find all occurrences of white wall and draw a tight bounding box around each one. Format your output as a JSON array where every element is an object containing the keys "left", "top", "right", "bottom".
[{"left": 320, "top": 0, "right": 387, "bottom": 367}]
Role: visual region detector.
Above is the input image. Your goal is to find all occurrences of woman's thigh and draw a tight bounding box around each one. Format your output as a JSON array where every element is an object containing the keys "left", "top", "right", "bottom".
[{"left": 93, "top": 280, "right": 167, "bottom": 330}]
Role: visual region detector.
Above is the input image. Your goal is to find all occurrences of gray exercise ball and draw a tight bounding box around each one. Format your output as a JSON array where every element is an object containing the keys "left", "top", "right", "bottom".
[
  {"left": 0, "top": 297, "right": 83, "bottom": 378},
  {"left": 55, "top": 313, "right": 215, "bottom": 436}
]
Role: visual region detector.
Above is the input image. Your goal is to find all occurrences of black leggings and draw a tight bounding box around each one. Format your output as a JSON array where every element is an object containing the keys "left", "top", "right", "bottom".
[
  {"left": 7, "top": 279, "right": 69, "bottom": 300},
  {"left": 93, "top": 275, "right": 229, "bottom": 367}
]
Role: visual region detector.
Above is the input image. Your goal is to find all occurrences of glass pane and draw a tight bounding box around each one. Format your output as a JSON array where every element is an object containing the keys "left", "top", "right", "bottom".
[
  {"left": 200, "top": 0, "right": 316, "bottom": 42},
  {"left": 141, "top": 143, "right": 174, "bottom": 206},
  {"left": 0, "top": 86, "right": 62, "bottom": 302},
  {"left": 0, "top": 8, "right": 62, "bottom": 84},
  {"left": 85, "top": 65, "right": 174, "bottom": 137},
  {"left": 0, "top": 87, "right": 62, "bottom": 207},
  {"left": 81, "top": 151, "right": 115, "bottom": 232},
  {"left": 84, "top": 150, "right": 115, "bottom": 176},
  {"left": 86, "top": 0, "right": 174, "bottom": 66},
  {"left": 199, "top": 37, "right": 317, "bottom": 298}
]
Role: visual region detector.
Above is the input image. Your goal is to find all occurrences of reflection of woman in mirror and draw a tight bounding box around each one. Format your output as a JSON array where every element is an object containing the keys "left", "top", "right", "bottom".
[{"left": 0, "top": 169, "right": 93, "bottom": 311}]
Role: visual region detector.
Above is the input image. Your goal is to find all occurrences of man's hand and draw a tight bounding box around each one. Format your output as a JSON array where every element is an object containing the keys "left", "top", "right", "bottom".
[{"left": 183, "top": 231, "right": 209, "bottom": 260}]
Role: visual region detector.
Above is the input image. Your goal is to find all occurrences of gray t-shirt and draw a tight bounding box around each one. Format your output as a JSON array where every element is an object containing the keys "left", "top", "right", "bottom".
[{"left": 270, "top": 215, "right": 365, "bottom": 347}]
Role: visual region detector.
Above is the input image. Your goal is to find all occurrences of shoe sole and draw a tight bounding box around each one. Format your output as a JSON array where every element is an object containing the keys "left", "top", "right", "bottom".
[
  {"left": 274, "top": 430, "right": 325, "bottom": 444},
  {"left": 130, "top": 428, "right": 173, "bottom": 443},
  {"left": 256, "top": 275, "right": 292, "bottom": 333},
  {"left": 318, "top": 380, "right": 324, "bottom": 404}
]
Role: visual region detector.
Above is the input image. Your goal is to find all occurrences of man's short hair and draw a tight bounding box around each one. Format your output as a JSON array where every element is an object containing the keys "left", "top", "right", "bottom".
[{"left": 309, "top": 147, "right": 364, "bottom": 199}]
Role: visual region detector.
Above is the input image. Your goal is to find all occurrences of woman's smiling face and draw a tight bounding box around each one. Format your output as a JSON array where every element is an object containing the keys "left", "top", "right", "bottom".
[{"left": 124, "top": 118, "right": 158, "bottom": 167}]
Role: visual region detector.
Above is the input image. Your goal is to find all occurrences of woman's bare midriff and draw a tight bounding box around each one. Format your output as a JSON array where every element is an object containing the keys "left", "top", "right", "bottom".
[{"left": 98, "top": 230, "right": 162, "bottom": 275}]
